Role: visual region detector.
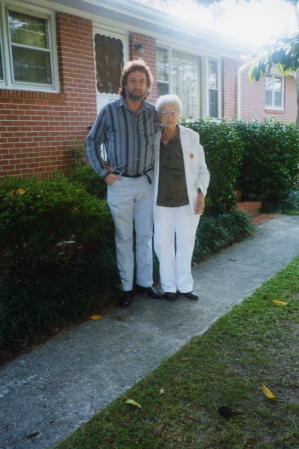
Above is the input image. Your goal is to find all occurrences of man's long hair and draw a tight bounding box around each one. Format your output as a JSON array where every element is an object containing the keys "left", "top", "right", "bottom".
[{"left": 118, "top": 59, "right": 153, "bottom": 98}]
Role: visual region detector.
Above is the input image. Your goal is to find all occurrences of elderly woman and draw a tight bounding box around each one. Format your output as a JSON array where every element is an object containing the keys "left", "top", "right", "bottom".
[{"left": 154, "top": 95, "right": 210, "bottom": 301}]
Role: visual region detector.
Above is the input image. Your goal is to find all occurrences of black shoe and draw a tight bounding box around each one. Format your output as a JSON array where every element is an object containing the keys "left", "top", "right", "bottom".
[
  {"left": 164, "top": 292, "right": 177, "bottom": 301},
  {"left": 135, "top": 285, "right": 164, "bottom": 299},
  {"left": 118, "top": 290, "right": 133, "bottom": 307},
  {"left": 181, "top": 291, "right": 198, "bottom": 300}
]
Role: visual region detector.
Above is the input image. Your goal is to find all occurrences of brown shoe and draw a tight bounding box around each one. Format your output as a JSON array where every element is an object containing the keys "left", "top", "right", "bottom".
[
  {"left": 164, "top": 292, "right": 177, "bottom": 301},
  {"left": 118, "top": 290, "right": 133, "bottom": 307},
  {"left": 181, "top": 291, "right": 198, "bottom": 300}
]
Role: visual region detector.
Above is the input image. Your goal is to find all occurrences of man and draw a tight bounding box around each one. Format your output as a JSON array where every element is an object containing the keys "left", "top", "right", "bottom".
[{"left": 86, "top": 60, "right": 163, "bottom": 307}]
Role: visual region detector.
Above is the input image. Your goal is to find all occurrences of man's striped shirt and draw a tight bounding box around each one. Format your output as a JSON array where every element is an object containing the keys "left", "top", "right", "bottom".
[{"left": 86, "top": 97, "right": 160, "bottom": 178}]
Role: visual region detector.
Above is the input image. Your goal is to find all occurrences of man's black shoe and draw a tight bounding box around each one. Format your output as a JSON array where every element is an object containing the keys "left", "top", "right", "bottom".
[
  {"left": 164, "top": 292, "right": 177, "bottom": 301},
  {"left": 118, "top": 290, "right": 133, "bottom": 307},
  {"left": 181, "top": 291, "right": 199, "bottom": 300},
  {"left": 135, "top": 285, "right": 164, "bottom": 299}
]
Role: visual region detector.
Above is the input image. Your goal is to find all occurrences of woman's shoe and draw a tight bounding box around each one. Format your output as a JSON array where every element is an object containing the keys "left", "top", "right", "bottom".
[{"left": 164, "top": 292, "right": 177, "bottom": 301}]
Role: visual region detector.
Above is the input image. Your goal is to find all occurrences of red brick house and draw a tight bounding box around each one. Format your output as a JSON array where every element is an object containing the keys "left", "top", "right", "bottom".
[{"left": 0, "top": 0, "right": 296, "bottom": 178}]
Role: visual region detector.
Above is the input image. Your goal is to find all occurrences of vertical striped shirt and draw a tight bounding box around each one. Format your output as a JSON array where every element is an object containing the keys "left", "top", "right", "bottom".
[{"left": 86, "top": 97, "right": 160, "bottom": 178}]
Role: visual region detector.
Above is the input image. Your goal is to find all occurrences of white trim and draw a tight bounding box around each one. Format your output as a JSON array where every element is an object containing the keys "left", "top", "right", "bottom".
[
  {"left": 0, "top": 0, "right": 59, "bottom": 91},
  {"left": 20, "top": 0, "right": 249, "bottom": 59}
]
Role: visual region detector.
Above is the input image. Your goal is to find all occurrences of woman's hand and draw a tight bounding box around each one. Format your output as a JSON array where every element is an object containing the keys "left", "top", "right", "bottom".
[{"left": 195, "top": 192, "right": 205, "bottom": 214}]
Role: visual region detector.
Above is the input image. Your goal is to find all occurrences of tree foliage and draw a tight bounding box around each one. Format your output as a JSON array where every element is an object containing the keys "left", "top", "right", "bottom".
[{"left": 249, "top": 33, "right": 299, "bottom": 81}]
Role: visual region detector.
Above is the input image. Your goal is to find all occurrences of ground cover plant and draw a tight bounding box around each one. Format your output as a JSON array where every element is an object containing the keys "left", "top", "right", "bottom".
[{"left": 54, "top": 256, "right": 299, "bottom": 449}]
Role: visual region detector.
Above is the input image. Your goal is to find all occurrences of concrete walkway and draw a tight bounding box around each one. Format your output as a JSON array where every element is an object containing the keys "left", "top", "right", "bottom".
[{"left": 0, "top": 215, "right": 299, "bottom": 449}]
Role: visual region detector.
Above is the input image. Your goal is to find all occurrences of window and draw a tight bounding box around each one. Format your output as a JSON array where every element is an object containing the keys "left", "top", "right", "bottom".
[
  {"left": 172, "top": 50, "right": 200, "bottom": 117},
  {"left": 0, "top": 32, "right": 3, "bottom": 81},
  {"left": 208, "top": 59, "right": 219, "bottom": 118},
  {"left": 0, "top": 3, "right": 58, "bottom": 90},
  {"left": 156, "top": 47, "right": 201, "bottom": 118},
  {"left": 156, "top": 47, "right": 169, "bottom": 96},
  {"left": 265, "top": 75, "right": 284, "bottom": 109}
]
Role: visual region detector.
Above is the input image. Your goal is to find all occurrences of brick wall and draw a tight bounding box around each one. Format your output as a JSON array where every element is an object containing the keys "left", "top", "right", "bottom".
[
  {"left": 240, "top": 68, "right": 296, "bottom": 123},
  {"left": 129, "top": 33, "right": 157, "bottom": 103},
  {"left": 0, "top": 12, "right": 97, "bottom": 178}
]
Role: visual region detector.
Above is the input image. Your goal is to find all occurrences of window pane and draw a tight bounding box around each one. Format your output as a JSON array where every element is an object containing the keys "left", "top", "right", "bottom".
[
  {"left": 172, "top": 50, "right": 200, "bottom": 117},
  {"left": 209, "top": 89, "right": 218, "bottom": 118},
  {"left": 156, "top": 47, "right": 169, "bottom": 82},
  {"left": 9, "top": 10, "right": 49, "bottom": 49},
  {"left": 265, "top": 89, "right": 273, "bottom": 107},
  {"left": 274, "top": 76, "right": 282, "bottom": 92},
  {"left": 274, "top": 91, "right": 282, "bottom": 107},
  {"left": 94, "top": 34, "right": 123, "bottom": 94},
  {"left": 208, "top": 60, "right": 217, "bottom": 89},
  {"left": 12, "top": 46, "right": 52, "bottom": 83},
  {"left": 157, "top": 82, "right": 169, "bottom": 96},
  {"left": 0, "top": 44, "right": 3, "bottom": 80},
  {"left": 266, "top": 76, "right": 273, "bottom": 89}
]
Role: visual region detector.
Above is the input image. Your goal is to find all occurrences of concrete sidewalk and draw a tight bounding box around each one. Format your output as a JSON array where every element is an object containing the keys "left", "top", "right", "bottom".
[{"left": 0, "top": 215, "right": 299, "bottom": 449}]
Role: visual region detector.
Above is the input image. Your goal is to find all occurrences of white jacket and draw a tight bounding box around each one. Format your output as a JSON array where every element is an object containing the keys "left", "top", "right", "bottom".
[{"left": 153, "top": 125, "right": 210, "bottom": 215}]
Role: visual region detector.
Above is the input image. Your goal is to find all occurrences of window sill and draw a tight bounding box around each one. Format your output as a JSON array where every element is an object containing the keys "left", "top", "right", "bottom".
[
  {"left": 265, "top": 108, "right": 284, "bottom": 114},
  {"left": 0, "top": 89, "right": 65, "bottom": 102}
]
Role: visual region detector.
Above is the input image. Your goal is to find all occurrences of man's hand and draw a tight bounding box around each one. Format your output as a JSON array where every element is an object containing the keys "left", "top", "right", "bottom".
[
  {"left": 104, "top": 173, "right": 121, "bottom": 185},
  {"left": 195, "top": 192, "right": 205, "bottom": 214}
]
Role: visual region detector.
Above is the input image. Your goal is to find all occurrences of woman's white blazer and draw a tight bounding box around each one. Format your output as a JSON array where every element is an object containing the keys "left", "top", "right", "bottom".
[{"left": 153, "top": 125, "right": 210, "bottom": 216}]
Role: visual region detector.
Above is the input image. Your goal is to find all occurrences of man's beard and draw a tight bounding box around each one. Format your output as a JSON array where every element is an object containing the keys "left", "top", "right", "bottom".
[{"left": 125, "top": 88, "right": 147, "bottom": 102}]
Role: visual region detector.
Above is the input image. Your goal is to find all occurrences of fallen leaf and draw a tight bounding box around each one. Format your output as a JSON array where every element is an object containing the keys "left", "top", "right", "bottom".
[
  {"left": 272, "top": 300, "right": 288, "bottom": 306},
  {"left": 89, "top": 315, "right": 104, "bottom": 320},
  {"left": 262, "top": 384, "right": 276, "bottom": 399},
  {"left": 125, "top": 399, "right": 142, "bottom": 408},
  {"left": 16, "top": 187, "right": 26, "bottom": 195},
  {"left": 25, "top": 432, "right": 39, "bottom": 439}
]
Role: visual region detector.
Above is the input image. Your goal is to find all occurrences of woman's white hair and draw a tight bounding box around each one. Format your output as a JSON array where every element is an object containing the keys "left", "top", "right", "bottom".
[{"left": 156, "top": 94, "right": 183, "bottom": 114}]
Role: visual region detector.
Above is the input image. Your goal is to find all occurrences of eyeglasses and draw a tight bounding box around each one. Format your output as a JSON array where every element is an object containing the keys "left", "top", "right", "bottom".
[{"left": 160, "top": 110, "right": 179, "bottom": 117}]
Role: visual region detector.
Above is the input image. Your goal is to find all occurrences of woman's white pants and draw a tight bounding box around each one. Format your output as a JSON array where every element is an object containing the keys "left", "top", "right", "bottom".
[{"left": 154, "top": 205, "right": 200, "bottom": 293}]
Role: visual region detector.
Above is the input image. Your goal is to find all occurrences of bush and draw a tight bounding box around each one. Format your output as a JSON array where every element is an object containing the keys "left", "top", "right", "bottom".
[
  {"left": 231, "top": 120, "right": 299, "bottom": 209},
  {"left": 182, "top": 119, "right": 244, "bottom": 215},
  {"left": 68, "top": 165, "right": 107, "bottom": 200},
  {"left": 193, "top": 210, "right": 254, "bottom": 261},
  {"left": 0, "top": 174, "right": 113, "bottom": 281}
]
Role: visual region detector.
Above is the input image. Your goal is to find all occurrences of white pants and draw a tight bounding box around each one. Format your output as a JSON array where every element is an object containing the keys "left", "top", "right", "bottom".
[
  {"left": 107, "top": 175, "right": 154, "bottom": 291},
  {"left": 154, "top": 205, "right": 200, "bottom": 293}
]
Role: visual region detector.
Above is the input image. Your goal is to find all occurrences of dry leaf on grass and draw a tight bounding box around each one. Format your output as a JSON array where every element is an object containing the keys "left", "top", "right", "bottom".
[
  {"left": 262, "top": 384, "right": 276, "bottom": 399},
  {"left": 125, "top": 399, "right": 142, "bottom": 408}
]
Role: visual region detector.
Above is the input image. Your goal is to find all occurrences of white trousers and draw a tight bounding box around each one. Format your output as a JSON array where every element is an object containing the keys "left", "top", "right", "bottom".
[
  {"left": 107, "top": 175, "right": 154, "bottom": 291},
  {"left": 154, "top": 205, "right": 200, "bottom": 293}
]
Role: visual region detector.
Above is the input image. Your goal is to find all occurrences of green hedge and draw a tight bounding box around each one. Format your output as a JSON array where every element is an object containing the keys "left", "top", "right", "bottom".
[
  {"left": 68, "top": 165, "right": 107, "bottom": 200},
  {"left": 0, "top": 175, "right": 113, "bottom": 281},
  {"left": 182, "top": 119, "right": 244, "bottom": 215},
  {"left": 231, "top": 120, "right": 299, "bottom": 209}
]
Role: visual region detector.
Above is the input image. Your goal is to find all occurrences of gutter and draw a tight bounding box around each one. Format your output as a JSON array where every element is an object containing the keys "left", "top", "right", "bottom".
[{"left": 237, "top": 60, "right": 252, "bottom": 120}]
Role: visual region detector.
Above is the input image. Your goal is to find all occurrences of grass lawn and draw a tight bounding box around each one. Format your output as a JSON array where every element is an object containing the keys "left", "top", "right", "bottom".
[{"left": 54, "top": 256, "right": 299, "bottom": 449}]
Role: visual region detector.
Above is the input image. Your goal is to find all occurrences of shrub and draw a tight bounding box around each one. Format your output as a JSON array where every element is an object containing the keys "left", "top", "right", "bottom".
[
  {"left": 0, "top": 175, "right": 113, "bottom": 281},
  {"left": 182, "top": 119, "right": 244, "bottom": 215},
  {"left": 193, "top": 210, "right": 254, "bottom": 261},
  {"left": 231, "top": 120, "right": 299, "bottom": 209},
  {"left": 68, "top": 165, "right": 107, "bottom": 200}
]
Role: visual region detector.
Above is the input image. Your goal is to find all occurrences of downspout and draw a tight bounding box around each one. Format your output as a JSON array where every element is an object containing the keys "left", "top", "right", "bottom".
[{"left": 237, "top": 60, "right": 252, "bottom": 119}]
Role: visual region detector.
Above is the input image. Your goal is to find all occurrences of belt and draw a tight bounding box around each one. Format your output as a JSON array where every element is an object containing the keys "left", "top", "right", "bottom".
[{"left": 117, "top": 169, "right": 153, "bottom": 184}]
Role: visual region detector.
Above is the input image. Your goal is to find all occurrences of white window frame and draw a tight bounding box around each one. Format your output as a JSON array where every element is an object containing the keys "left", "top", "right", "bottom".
[
  {"left": 206, "top": 57, "right": 221, "bottom": 119},
  {"left": 265, "top": 73, "right": 284, "bottom": 110},
  {"left": 0, "top": 0, "right": 59, "bottom": 92}
]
